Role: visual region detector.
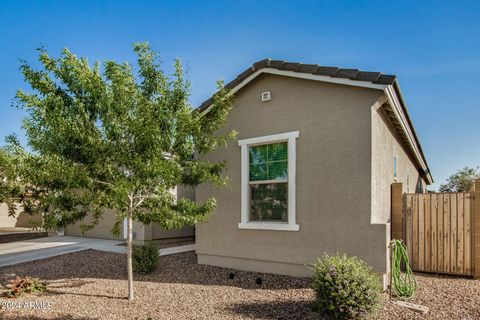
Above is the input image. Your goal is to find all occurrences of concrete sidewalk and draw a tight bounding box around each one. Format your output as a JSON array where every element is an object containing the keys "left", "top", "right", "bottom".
[{"left": 0, "top": 236, "right": 195, "bottom": 268}]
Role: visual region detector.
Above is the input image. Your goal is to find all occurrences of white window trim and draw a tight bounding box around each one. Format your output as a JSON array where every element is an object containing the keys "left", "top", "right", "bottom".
[{"left": 238, "top": 131, "right": 299, "bottom": 231}]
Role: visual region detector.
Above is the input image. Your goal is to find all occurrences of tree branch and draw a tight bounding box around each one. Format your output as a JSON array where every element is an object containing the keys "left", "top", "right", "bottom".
[{"left": 92, "top": 179, "right": 113, "bottom": 187}]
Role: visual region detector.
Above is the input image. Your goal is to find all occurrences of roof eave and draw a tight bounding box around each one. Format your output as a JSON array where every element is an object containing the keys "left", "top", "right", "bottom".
[
  {"left": 386, "top": 81, "right": 433, "bottom": 184},
  {"left": 392, "top": 80, "right": 433, "bottom": 184}
]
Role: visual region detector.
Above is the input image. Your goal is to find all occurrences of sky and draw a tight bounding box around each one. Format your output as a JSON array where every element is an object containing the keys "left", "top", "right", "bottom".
[{"left": 0, "top": 0, "right": 479, "bottom": 190}]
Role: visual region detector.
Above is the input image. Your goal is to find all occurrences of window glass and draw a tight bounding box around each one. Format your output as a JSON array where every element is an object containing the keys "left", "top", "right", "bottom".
[
  {"left": 394, "top": 156, "right": 397, "bottom": 178},
  {"left": 249, "top": 142, "right": 287, "bottom": 181},
  {"left": 249, "top": 141, "right": 288, "bottom": 221},
  {"left": 250, "top": 183, "right": 288, "bottom": 221}
]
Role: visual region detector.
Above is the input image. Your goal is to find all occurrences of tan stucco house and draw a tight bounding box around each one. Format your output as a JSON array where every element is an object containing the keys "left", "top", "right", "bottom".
[
  {"left": 0, "top": 186, "right": 195, "bottom": 242},
  {"left": 195, "top": 59, "right": 433, "bottom": 281},
  {"left": 63, "top": 185, "right": 196, "bottom": 242}
]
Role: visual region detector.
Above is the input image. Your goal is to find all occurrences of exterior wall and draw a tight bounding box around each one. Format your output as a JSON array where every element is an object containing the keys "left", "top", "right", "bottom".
[
  {"left": 151, "top": 185, "right": 195, "bottom": 240},
  {"left": 0, "top": 204, "right": 17, "bottom": 227},
  {"left": 0, "top": 203, "right": 42, "bottom": 228},
  {"left": 151, "top": 224, "right": 194, "bottom": 240},
  {"left": 371, "top": 107, "right": 426, "bottom": 225},
  {"left": 196, "top": 74, "right": 388, "bottom": 276},
  {"left": 65, "top": 186, "right": 196, "bottom": 240},
  {"left": 64, "top": 209, "right": 124, "bottom": 240}
]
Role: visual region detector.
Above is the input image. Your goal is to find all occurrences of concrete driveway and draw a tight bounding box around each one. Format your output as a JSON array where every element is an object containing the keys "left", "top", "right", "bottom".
[
  {"left": 0, "top": 236, "right": 195, "bottom": 268},
  {"left": 0, "top": 236, "right": 125, "bottom": 267}
]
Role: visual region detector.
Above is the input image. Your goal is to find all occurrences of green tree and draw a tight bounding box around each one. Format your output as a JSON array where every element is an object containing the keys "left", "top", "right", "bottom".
[
  {"left": 439, "top": 166, "right": 480, "bottom": 192},
  {"left": 3, "top": 43, "right": 234, "bottom": 300},
  {"left": 0, "top": 143, "right": 23, "bottom": 216}
]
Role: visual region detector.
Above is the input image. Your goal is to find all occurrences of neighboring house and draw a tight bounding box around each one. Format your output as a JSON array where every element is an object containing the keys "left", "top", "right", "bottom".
[
  {"left": 0, "top": 205, "right": 42, "bottom": 228},
  {"left": 195, "top": 59, "right": 433, "bottom": 282},
  {"left": 64, "top": 186, "right": 196, "bottom": 242},
  {"left": 0, "top": 186, "right": 195, "bottom": 242}
]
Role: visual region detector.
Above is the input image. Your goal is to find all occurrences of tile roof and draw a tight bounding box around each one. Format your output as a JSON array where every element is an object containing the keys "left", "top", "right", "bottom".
[{"left": 198, "top": 58, "right": 397, "bottom": 111}]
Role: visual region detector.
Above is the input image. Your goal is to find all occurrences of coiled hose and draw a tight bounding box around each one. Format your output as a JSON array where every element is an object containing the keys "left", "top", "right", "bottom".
[{"left": 391, "top": 239, "right": 417, "bottom": 299}]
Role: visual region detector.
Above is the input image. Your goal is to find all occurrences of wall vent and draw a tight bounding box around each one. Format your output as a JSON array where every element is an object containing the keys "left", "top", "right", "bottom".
[{"left": 261, "top": 91, "right": 271, "bottom": 102}]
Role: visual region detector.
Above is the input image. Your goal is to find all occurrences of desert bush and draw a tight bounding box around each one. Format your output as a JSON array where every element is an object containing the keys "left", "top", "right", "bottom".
[
  {"left": 5, "top": 276, "right": 47, "bottom": 298},
  {"left": 133, "top": 242, "right": 160, "bottom": 274},
  {"left": 311, "top": 253, "right": 382, "bottom": 319}
]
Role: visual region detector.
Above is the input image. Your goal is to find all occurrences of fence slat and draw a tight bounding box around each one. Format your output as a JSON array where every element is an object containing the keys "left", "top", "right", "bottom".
[
  {"left": 450, "top": 194, "right": 457, "bottom": 273},
  {"left": 444, "top": 195, "right": 451, "bottom": 273},
  {"left": 437, "top": 194, "right": 444, "bottom": 271},
  {"left": 405, "top": 195, "right": 413, "bottom": 264},
  {"left": 413, "top": 195, "right": 419, "bottom": 270},
  {"left": 457, "top": 193, "right": 464, "bottom": 273},
  {"left": 465, "top": 193, "right": 472, "bottom": 274},
  {"left": 418, "top": 194, "right": 425, "bottom": 270},
  {"left": 425, "top": 195, "right": 431, "bottom": 271},
  {"left": 431, "top": 194, "right": 437, "bottom": 271}
]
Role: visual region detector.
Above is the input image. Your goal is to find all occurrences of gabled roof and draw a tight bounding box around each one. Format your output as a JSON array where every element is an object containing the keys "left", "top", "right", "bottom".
[
  {"left": 198, "top": 59, "right": 396, "bottom": 111},
  {"left": 198, "top": 58, "right": 433, "bottom": 184}
]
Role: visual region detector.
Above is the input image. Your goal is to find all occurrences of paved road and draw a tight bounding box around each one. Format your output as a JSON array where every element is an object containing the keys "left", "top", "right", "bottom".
[{"left": 0, "top": 236, "right": 195, "bottom": 268}]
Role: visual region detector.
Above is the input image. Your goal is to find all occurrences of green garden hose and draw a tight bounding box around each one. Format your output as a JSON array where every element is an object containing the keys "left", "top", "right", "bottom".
[{"left": 391, "top": 239, "right": 417, "bottom": 299}]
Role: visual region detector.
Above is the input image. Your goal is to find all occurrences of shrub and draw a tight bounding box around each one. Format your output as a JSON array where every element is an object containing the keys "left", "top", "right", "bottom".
[
  {"left": 5, "top": 276, "right": 47, "bottom": 298},
  {"left": 133, "top": 242, "right": 160, "bottom": 274},
  {"left": 311, "top": 253, "right": 382, "bottom": 319}
]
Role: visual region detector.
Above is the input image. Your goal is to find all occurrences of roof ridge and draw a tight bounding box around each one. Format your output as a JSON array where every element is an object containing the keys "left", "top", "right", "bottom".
[
  {"left": 199, "top": 59, "right": 396, "bottom": 110},
  {"left": 251, "top": 58, "right": 396, "bottom": 82}
]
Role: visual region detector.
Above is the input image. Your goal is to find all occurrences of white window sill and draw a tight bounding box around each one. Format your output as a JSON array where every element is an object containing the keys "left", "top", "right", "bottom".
[{"left": 238, "top": 222, "right": 300, "bottom": 231}]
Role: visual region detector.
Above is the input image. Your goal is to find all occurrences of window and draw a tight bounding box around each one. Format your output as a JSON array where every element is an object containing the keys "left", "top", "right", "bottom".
[
  {"left": 249, "top": 142, "right": 288, "bottom": 222},
  {"left": 406, "top": 170, "right": 410, "bottom": 193},
  {"left": 393, "top": 156, "right": 397, "bottom": 180},
  {"left": 238, "top": 131, "right": 299, "bottom": 231}
]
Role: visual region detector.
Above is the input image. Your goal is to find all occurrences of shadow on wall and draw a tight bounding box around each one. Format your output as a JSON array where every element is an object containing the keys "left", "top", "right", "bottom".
[
  {"left": 15, "top": 211, "right": 42, "bottom": 227},
  {"left": 0, "top": 203, "right": 42, "bottom": 228}
]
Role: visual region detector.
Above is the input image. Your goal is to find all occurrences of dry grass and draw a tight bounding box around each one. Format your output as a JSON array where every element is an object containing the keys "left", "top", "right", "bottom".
[{"left": 0, "top": 250, "right": 478, "bottom": 319}]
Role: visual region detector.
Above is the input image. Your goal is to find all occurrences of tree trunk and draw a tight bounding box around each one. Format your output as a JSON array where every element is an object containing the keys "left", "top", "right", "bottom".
[{"left": 127, "top": 206, "right": 134, "bottom": 300}]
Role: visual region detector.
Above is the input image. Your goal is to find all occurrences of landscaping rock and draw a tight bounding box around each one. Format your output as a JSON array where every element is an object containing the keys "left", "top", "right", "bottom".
[{"left": 0, "top": 250, "right": 478, "bottom": 319}]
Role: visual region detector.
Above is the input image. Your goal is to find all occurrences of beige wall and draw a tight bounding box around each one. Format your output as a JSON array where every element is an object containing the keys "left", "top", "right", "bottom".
[
  {"left": 196, "top": 74, "right": 389, "bottom": 276},
  {"left": 0, "top": 204, "right": 17, "bottom": 227},
  {"left": 64, "top": 209, "right": 124, "bottom": 240},
  {"left": 65, "top": 185, "right": 196, "bottom": 240},
  {"left": 371, "top": 107, "right": 426, "bottom": 225},
  {"left": 0, "top": 203, "right": 42, "bottom": 228},
  {"left": 151, "top": 185, "right": 195, "bottom": 240},
  {"left": 152, "top": 224, "right": 194, "bottom": 240}
]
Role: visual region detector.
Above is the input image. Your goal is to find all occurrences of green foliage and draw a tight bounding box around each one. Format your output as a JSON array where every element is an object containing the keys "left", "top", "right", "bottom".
[
  {"left": 5, "top": 276, "right": 47, "bottom": 298},
  {"left": 439, "top": 166, "right": 479, "bottom": 192},
  {"left": 0, "top": 135, "right": 55, "bottom": 227},
  {"left": 133, "top": 242, "right": 160, "bottom": 274},
  {"left": 311, "top": 253, "right": 382, "bottom": 320},
  {"left": 1, "top": 42, "right": 234, "bottom": 234}
]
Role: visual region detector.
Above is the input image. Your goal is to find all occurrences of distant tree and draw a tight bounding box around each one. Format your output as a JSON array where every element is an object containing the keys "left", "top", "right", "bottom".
[
  {"left": 0, "top": 143, "right": 23, "bottom": 216},
  {"left": 439, "top": 166, "right": 480, "bottom": 192},
  {"left": 2, "top": 43, "right": 234, "bottom": 300}
]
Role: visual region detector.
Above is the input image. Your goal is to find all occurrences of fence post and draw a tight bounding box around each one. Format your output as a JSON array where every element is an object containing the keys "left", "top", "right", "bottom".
[
  {"left": 473, "top": 179, "right": 480, "bottom": 278},
  {"left": 391, "top": 183, "right": 404, "bottom": 241}
]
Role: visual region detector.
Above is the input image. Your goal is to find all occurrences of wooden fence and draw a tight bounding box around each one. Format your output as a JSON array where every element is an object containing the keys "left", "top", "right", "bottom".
[{"left": 391, "top": 180, "right": 480, "bottom": 277}]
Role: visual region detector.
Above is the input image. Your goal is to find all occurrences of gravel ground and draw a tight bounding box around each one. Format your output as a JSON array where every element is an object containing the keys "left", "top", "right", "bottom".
[
  {"left": 0, "top": 250, "right": 478, "bottom": 320},
  {"left": 377, "top": 273, "right": 480, "bottom": 320}
]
